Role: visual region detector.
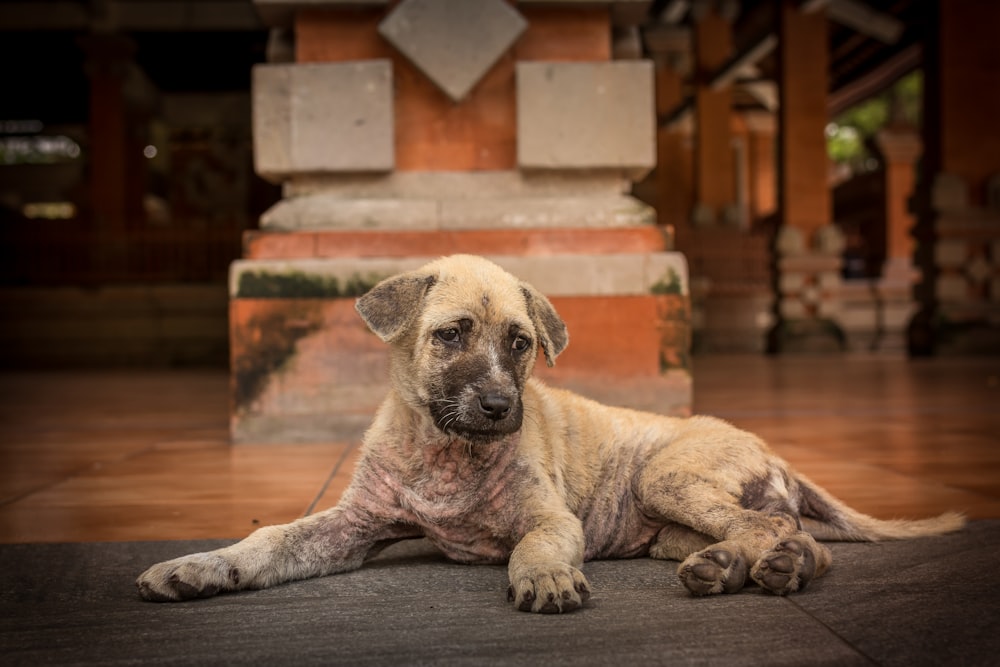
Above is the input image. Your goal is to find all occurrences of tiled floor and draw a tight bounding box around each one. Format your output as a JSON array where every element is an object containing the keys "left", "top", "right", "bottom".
[{"left": 1, "top": 355, "right": 998, "bottom": 544}]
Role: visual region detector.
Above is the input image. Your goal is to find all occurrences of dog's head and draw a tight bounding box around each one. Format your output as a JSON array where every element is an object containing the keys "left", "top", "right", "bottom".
[{"left": 356, "top": 255, "right": 568, "bottom": 443}]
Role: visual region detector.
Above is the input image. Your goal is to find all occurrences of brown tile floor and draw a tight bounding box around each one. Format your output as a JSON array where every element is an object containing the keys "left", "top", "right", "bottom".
[{"left": 1, "top": 355, "right": 998, "bottom": 544}]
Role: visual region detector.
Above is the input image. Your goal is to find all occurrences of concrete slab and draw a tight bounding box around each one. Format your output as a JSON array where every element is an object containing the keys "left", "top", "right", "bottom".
[
  {"left": 440, "top": 195, "right": 655, "bottom": 230},
  {"left": 517, "top": 61, "right": 656, "bottom": 175},
  {"left": 260, "top": 197, "right": 440, "bottom": 231},
  {"left": 259, "top": 193, "right": 655, "bottom": 230},
  {"left": 252, "top": 60, "right": 394, "bottom": 181}
]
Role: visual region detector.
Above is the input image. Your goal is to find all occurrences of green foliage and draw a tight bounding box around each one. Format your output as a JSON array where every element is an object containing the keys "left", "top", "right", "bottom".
[{"left": 826, "top": 70, "right": 922, "bottom": 174}]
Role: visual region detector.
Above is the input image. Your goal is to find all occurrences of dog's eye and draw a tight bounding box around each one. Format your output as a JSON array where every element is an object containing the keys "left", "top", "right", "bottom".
[
  {"left": 512, "top": 335, "right": 531, "bottom": 352},
  {"left": 436, "top": 328, "right": 460, "bottom": 344}
]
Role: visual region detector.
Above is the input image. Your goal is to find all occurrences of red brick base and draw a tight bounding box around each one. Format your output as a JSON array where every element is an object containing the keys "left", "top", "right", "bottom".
[{"left": 230, "top": 293, "right": 691, "bottom": 442}]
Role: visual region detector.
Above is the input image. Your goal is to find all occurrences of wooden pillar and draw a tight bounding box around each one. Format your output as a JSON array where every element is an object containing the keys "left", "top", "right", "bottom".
[
  {"left": 692, "top": 2, "right": 734, "bottom": 225},
  {"left": 744, "top": 111, "right": 777, "bottom": 224},
  {"left": 80, "top": 35, "right": 135, "bottom": 233},
  {"left": 655, "top": 56, "right": 693, "bottom": 234},
  {"left": 856, "top": 127, "right": 922, "bottom": 353},
  {"left": 777, "top": 0, "right": 830, "bottom": 243},
  {"left": 770, "top": 0, "right": 843, "bottom": 353},
  {"left": 910, "top": 0, "right": 1000, "bottom": 354}
]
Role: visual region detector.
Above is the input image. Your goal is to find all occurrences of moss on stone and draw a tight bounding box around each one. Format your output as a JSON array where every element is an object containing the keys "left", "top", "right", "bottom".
[
  {"left": 650, "top": 267, "right": 684, "bottom": 295},
  {"left": 237, "top": 271, "right": 385, "bottom": 299}
]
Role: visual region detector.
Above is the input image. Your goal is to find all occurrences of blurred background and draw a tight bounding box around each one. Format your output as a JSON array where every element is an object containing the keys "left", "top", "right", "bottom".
[
  {"left": 0, "top": 0, "right": 997, "bottom": 376},
  {"left": 1, "top": 0, "right": 998, "bottom": 543}
]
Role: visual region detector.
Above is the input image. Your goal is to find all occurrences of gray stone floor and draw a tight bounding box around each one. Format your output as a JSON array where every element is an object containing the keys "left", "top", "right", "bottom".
[{"left": 2, "top": 521, "right": 998, "bottom": 666}]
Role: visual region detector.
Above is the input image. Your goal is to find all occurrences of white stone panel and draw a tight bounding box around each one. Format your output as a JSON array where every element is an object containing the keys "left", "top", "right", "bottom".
[
  {"left": 252, "top": 60, "right": 394, "bottom": 181},
  {"left": 517, "top": 61, "right": 656, "bottom": 174}
]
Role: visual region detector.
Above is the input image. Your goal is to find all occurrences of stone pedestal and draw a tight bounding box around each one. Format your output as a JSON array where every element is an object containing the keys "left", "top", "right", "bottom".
[
  {"left": 838, "top": 128, "right": 922, "bottom": 354},
  {"left": 925, "top": 174, "right": 1000, "bottom": 354},
  {"left": 230, "top": 247, "right": 690, "bottom": 443},
  {"left": 234, "top": 0, "right": 692, "bottom": 443},
  {"left": 769, "top": 225, "right": 846, "bottom": 353}
]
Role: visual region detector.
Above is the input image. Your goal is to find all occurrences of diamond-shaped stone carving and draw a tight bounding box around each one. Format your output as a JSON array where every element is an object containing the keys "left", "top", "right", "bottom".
[{"left": 378, "top": 0, "right": 526, "bottom": 102}]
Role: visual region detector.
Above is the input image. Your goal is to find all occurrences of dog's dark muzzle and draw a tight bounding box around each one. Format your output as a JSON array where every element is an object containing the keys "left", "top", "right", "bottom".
[{"left": 431, "top": 388, "right": 523, "bottom": 443}]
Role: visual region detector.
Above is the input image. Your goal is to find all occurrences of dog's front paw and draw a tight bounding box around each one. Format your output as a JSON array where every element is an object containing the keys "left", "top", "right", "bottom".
[
  {"left": 677, "top": 545, "right": 747, "bottom": 596},
  {"left": 507, "top": 564, "right": 591, "bottom": 613},
  {"left": 750, "top": 536, "right": 827, "bottom": 595},
  {"left": 136, "top": 552, "right": 239, "bottom": 602}
]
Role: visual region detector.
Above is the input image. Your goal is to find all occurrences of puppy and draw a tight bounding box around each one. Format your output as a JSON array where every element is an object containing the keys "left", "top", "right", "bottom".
[{"left": 137, "top": 254, "right": 964, "bottom": 612}]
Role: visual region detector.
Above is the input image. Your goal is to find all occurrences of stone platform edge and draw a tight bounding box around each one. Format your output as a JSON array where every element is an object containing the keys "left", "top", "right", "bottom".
[{"left": 229, "top": 253, "right": 690, "bottom": 300}]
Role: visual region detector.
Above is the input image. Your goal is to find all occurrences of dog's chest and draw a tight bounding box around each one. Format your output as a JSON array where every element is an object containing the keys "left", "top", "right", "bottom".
[{"left": 390, "top": 442, "right": 529, "bottom": 561}]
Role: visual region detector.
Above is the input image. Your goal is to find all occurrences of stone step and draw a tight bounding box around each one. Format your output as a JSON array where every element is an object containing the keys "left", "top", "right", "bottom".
[
  {"left": 229, "top": 252, "right": 689, "bottom": 299},
  {"left": 228, "top": 251, "right": 691, "bottom": 443},
  {"left": 243, "top": 226, "right": 669, "bottom": 260},
  {"left": 259, "top": 193, "right": 655, "bottom": 230}
]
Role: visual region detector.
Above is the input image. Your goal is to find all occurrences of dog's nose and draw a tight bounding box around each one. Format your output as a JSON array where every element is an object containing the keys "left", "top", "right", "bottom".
[{"left": 478, "top": 392, "right": 511, "bottom": 420}]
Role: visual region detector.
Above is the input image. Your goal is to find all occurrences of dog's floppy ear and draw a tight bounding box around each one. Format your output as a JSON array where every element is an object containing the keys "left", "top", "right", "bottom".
[
  {"left": 356, "top": 272, "right": 436, "bottom": 343},
  {"left": 521, "top": 284, "right": 568, "bottom": 367}
]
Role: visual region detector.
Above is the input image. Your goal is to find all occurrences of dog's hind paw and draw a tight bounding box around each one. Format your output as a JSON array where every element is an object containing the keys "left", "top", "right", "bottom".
[
  {"left": 750, "top": 535, "right": 828, "bottom": 595},
  {"left": 507, "top": 565, "right": 591, "bottom": 613},
  {"left": 677, "top": 545, "right": 747, "bottom": 596}
]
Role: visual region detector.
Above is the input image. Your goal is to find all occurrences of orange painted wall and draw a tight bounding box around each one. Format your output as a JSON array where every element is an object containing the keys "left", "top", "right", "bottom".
[{"left": 294, "top": 7, "right": 610, "bottom": 172}]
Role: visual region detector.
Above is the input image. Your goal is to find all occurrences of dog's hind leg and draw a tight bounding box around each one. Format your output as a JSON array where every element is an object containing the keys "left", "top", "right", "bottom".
[
  {"left": 638, "top": 471, "right": 831, "bottom": 596},
  {"left": 648, "top": 522, "right": 714, "bottom": 561}
]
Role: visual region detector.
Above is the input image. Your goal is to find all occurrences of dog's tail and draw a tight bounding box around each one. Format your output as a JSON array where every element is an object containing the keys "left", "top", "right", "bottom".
[{"left": 793, "top": 472, "right": 966, "bottom": 541}]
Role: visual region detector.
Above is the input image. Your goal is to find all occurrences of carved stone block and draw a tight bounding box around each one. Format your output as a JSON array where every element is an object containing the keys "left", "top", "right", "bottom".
[
  {"left": 252, "top": 61, "right": 394, "bottom": 181},
  {"left": 516, "top": 61, "right": 656, "bottom": 175}
]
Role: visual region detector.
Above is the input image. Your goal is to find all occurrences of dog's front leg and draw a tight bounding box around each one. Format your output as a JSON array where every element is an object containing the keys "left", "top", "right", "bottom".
[
  {"left": 137, "top": 504, "right": 407, "bottom": 602},
  {"left": 506, "top": 512, "right": 591, "bottom": 613}
]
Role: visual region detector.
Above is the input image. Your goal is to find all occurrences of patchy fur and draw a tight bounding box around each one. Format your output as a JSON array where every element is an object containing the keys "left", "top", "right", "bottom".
[{"left": 137, "top": 255, "right": 965, "bottom": 612}]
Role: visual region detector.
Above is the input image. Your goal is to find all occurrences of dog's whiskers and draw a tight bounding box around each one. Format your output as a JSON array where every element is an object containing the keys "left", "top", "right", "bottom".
[{"left": 431, "top": 397, "right": 464, "bottom": 432}]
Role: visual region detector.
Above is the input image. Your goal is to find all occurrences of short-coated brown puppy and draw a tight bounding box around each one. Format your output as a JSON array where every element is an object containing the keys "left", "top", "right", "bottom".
[{"left": 137, "top": 254, "right": 964, "bottom": 612}]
